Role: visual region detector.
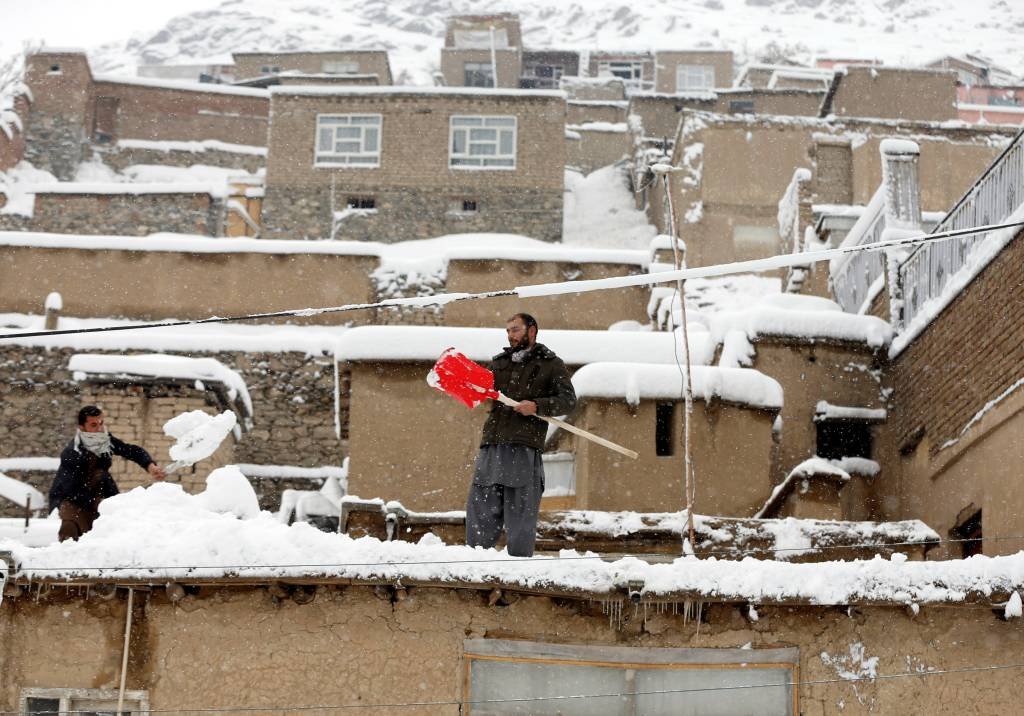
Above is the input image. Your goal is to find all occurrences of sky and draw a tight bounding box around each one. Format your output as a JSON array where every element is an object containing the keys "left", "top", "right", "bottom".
[{"left": 0, "top": 0, "right": 218, "bottom": 58}]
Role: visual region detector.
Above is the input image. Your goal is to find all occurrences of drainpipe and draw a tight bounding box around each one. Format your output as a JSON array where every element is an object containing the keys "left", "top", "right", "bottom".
[{"left": 117, "top": 588, "right": 135, "bottom": 714}]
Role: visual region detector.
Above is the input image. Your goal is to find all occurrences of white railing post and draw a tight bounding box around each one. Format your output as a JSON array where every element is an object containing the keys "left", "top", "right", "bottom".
[{"left": 880, "top": 139, "right": 922, "bottom": 325}]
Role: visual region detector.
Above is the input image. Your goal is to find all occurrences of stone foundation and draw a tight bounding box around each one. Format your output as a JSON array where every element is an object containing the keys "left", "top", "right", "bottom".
[
  {"left": 30, "top": 192, "right": 226, "bottom": 236},
  {"left": 262, "top": 185, "right": 563, "bottom": 242},
  {"left": 99, "top": 144, "right": 265, "bottom": 174},
  {"left": 23, "top": 111, "right": 87, "bottom": 181}
]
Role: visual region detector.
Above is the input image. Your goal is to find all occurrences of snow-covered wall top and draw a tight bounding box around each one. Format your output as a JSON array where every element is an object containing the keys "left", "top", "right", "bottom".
[
  {"left": 335, "top": 326, "right": 715, "bottom": 366},
  {"left": 93, "top": 74, "right": 269, "bottom": 98},
  {"left": 270, "top": 86, "right": 564, "bottom": 100},
  {"left": 572, "top": 362, "right": 784, "bottom": 410}
]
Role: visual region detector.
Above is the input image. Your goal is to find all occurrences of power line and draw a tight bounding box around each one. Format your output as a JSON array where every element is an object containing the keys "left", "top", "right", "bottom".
[
  {"left": 2, "top": 218, "right": 1022, "bottom": 342},
  {"left": 6, "top": 661, "right": 1024, "bottom": 714},
  {"left": 9, "top": 533, "right": 1024, "bottom": 573}
]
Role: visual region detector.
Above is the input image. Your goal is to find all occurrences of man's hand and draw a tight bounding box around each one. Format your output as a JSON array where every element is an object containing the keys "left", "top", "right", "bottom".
[
  {"left": 148, "top": 463, "right": 167, "bottom": 481},
  {"left": 514, "top": 400, "right": 538, "bottom": 416}
]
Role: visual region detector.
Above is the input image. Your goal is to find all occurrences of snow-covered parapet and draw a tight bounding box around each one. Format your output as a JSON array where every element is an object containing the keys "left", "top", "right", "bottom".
[
  {"left": 116, "top": 138, "right": 267, "bottom": 156},
  {"left": 814, "top": 401, "right": 887, "bottom": 422},
  {"left": 755, "top": 457, "right": 851, "bottom": 519},
  {"left": 0, "top": 473, "right": 46, "bottom": 511},
  {"left": 31, "top": 182, "right": 231, "bottom": 199},
  {"left": 572, "top": 362, "right": 784, "bottom": 410},
  {"left": 68, "top": 353, "right": 253, "bottom": 419},
  {"left": 336, "top": 325, "right": 716, "bottom": 367}
]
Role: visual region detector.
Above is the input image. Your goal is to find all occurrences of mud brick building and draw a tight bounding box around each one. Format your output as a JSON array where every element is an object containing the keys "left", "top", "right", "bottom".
[
  {"left": 261, "top": 86, "right": 566, "bottom": 241},
  {"left": 231, "top": 50, "right": 394, "bottom": 85}
]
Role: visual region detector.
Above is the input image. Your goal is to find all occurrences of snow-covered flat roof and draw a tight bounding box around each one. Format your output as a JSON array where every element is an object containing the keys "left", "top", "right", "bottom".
[
  {"left": 335, "top": 326, "right": 715, "bottom": 366},
  {"left": 92, "top": 74, "right": 269, "bottom": 98},
  {"left": 31, "top": 183, "right": 227, "bottom": 197},
  {"left": 0, "top": 474, "right": 1015, "bottom": 608},
  {"left": 573, "top": 362, "right": 783, "bottom": 410},
  {"left": 271, "top": 85, "right": 565, "bottom": 99},
  {"left": 117, "top": 138, "right": 267, "bottom": 156}
]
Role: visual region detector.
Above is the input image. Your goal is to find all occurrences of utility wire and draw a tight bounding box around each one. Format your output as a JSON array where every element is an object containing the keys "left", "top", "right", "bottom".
[
  {"left": 6, "top": 661, "right": 1024, "bottom": 714},
  {"left": 9, "top": 533, "right": 1024, "bottom": 573},
  {"left": 2, "top": 219, "right": 1022, "bottom": 342}
]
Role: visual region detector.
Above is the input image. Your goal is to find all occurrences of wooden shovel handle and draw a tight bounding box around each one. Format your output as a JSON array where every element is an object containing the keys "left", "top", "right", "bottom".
[{"left": 495, "top": 393, "right": 639, "bottom": 460}]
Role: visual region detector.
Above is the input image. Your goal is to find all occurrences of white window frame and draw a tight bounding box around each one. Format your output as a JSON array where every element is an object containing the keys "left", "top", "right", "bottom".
[
  {"left": 322, "top": 60, "right": 359, "bottom": 75},
  {"left": 314, "top": 113, "right": 382, "bottom": 168},
  {"left": 676, "top": 64, "right": 716, "bottom": 91},
  {"left": 20, "top": 686, "right": 150, "bottom": 715},
  {"left": 463, "top": 62, "right": 495, "bottom": 88},
  {"left": 449, "top": 115, "right": 517, "bottom": 170},
  {"left": 598, "top": 60, "right": 646, "bottom": 90}
]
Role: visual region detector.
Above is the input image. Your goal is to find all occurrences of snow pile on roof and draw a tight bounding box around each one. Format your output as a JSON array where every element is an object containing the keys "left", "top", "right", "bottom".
[
  {"left": 31, "top": 182, "right": 231, "bottom": 198},
  {"left": 117, "top": 138, "right": 267, "bottom": 156},
  {"left": 815, "top": 401, "right": 887, "bottom": 422},
  {"left": 0, "top": 473, "right": 46, "bottom": 510},
  {"left": 93, "top": 74, "right": 269, "bottom": 98},
  {"left": 271, "top": 85, "right": 564, "bottom": 99},
  {"left": 755, "top": 458, "right": 851, "bottom": 519},
  {"left": 2, "top": 481, "right": 1018, "bottom": 607},
  {"left": 68, "top": 353, "right": 253, "bottom": 417},
  {"left": 335, "top": 326, "right": 715, "bottom": 366},
  {"left": 0, "top": 162, "right": 58, "bottom": 218},
  {"left": 572, "top": 362, "right": 784, "bottom": 409},
  {"left": 710, "top": 293, "right": 892, "bottom": 348},
  {"left": 563, "top": 165, "right": 659, "bottom": 250},
  {"left": 566, "top": 122, "right": 628, "bottom": 133},
  {"left": 74, "top": 156, "right": 261, "bottom": 189}
]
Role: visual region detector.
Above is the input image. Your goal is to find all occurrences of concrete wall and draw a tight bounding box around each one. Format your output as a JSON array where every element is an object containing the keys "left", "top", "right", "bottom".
[
  {"left": 263, "top": 91, "right": 565, "bottom": 241},
  {"left": 573, "top": 398, "right": 778, "bottom": 516},
  {"left": 712, "top": 89, "right": 825, "bottom": 117},
  {"left": 232, "top": 51, "right": 392, "bottom": 84},
  {"left": 830, "top": 67, "right": 958, "bottom": 122},
  {"left": 566, "top": 128, "right": 629, "bottom": 174},
  {"left": 567, "top": 101, "right": 626, "bottom": 125},
  {"left": 28, "top": 192, "right": 224, "bottom": 236},
  {"left": 628, "top": 94, "right": 716, "bottom": 141},
  {"left": 3, "top": 585, "right": 1022, "bottom": 716},
  {"left": 440, "top": 49, "right": 522, "bottom": 89},
  {"left": 654, "top": 51, "right": 734, "bottom": 93}
]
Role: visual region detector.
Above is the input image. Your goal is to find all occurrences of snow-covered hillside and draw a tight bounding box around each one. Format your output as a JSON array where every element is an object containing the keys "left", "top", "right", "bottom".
[{"left": 79, "top": 0, "right": 1024, "bottom": 84}]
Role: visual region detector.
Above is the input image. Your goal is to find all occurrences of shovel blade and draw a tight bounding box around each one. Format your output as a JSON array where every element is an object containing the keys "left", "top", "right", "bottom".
[{"left": 429, "top": 348, "right": 498, "bottom": 409}]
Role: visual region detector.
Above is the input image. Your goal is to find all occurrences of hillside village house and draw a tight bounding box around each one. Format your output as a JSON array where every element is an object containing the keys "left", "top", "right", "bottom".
[
  {"left": 439, "top": 14, "right": 524, "bottom": 89},
  {"left": 260, "top": 85, "right": 566, "bottom": 241},
  {"left": 231, "top": 50, "right": 394, "bottom": 85}
]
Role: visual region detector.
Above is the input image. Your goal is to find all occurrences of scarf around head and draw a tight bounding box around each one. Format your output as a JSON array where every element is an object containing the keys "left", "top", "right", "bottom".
[{"left": 77, "top": 429, "right": 112, "bottom": 457}]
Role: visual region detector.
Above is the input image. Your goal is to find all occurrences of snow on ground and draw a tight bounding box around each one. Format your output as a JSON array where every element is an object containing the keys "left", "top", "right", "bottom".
[
  {"left": 563, "top": 165, "right": 658, "bottom": 250},
  {"left": 2, "top": 480, "right": 1022, "bottom": 606},
  {"left": 0, "top": 161, "right": 57, "bottom": 217},
  {"left": 74, "top": 155, "right": 259, "bottom": 187}
]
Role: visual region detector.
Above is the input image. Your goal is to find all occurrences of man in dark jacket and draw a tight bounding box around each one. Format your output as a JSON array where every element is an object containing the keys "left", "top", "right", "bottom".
[
  {"left": 50, "top": 405, "right": 166, "bottom": 542},
  {"left": 466, "top": 313, "right": 576, "bottom": 557}
]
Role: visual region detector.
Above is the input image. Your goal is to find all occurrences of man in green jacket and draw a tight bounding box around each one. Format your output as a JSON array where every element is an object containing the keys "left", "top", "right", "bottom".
[{"left": 466, "top": 313, "right": 576, "bottom": 557}]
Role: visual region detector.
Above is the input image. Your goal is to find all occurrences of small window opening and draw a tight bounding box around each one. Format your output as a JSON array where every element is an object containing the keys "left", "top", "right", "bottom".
[
  {"left": 729, "top": 100, "right": 755, "bottom": 113},
  {"left": 655, "top": 402, "right": 676, "bottom": 456},
  {"left": 816, "top": 420, "right": 871, "bottom": 460},
  {"left": 952, "top": 509, "right": 983, "bottom": 558},
  {"left": 462, "top": 199, "right": 478, "bottom": 212},
  {"left": 26, "top": 698, "right": 61, "bottom": 715},
  {"left": 49, "top": 64, "right": 61, "bottom": 73},
  {"left": 346, "top": 197, "right": 376, "bottom": 210}
]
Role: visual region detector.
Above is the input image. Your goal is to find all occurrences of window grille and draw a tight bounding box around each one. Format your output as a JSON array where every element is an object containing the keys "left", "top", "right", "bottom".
[
  {"left": 449, "top": 116, "right": 516, "bottom": 169},
  {"left": 315, "top": 114, "right": 382, "bottom": 167}
]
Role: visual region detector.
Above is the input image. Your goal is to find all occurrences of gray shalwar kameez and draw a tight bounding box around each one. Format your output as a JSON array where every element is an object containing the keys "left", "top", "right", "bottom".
[{"left": 466, "top": 444, "right": 545, "bottom": 556}]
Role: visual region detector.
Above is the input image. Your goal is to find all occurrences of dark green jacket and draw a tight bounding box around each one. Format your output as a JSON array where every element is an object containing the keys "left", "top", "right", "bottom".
[{"left": 480, "top": 343, "right": 576, "bottom": 450}]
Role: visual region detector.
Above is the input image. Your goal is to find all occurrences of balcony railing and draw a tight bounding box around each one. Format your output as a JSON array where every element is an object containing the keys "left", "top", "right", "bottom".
[
  {"left": 829, "top": 185, "right": 887, "bottom": 313},
  {"left": 898, "top": 128, "right": 1024, "bottom": 329}
]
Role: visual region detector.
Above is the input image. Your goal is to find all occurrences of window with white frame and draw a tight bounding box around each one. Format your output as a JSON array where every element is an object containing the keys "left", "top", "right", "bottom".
[
  {"left": 315, "top": 114, "right": 381, "bottom": 167},
  {"left": 464, "top": 62, "right": 495, "bottom": 88},
  {"left": 21, "top": 687, "right": 149, "bottom": 715},
  {"left": 465, "top": 640, "right": 798, "bottom": 715},
  {"left": 597, "top": 60, "right": 645, "bottom": 89},
  {"left": 323, "top": 60, "right": 359, "bottom": 74},
  {"left": 676, "top": 64, "right": 716, "bottom": 91},
  {"left": 449, "top": 116, "right": 516, "bottom": 169}
]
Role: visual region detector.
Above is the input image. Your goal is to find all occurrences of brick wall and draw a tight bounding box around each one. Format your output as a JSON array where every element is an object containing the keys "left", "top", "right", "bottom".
[
  {"left": 233, "top": 51, "right": 392, "bottom": 84},
  {"left": 889, "top": 230, "right": 1024, "bottom": 454},
  {"left": 23, "top": 52, "right": 93, "bottom": 179},
  {"left": 0, "top": 346, "right": 344, "bottom": 512},
  {"left": 29, "top": 191, "right": 225, "bottom": 236},
  {"left": 262, "top": 90, "right": 566, "bottom": 241},
  {"left": 0, "top": 94, "right": 30, "bottom": 172}
]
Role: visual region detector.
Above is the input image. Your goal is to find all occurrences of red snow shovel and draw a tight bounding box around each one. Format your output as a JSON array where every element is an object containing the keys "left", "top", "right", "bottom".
[{"left": 429, "top": 348, "right": 639, "bottom": 460}]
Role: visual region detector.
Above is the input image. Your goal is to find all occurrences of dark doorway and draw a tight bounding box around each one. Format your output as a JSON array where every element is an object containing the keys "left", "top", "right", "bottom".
[{"left": 816, "top": 420, "right": 872, "bottom": 459}]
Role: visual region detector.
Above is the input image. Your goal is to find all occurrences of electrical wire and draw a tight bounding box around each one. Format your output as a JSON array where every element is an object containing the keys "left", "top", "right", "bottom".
[
  {"left": 2, "top": 218, "right": 1022, "bottom": 342},
  {"left": 8, "top": 533, "right": 1024, "bottom": 573},
  {"left": 6, "top": 661, "right": 1024, "bottom": 714}
]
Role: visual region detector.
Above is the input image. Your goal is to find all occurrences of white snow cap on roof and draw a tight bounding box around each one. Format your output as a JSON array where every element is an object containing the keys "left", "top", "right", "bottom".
[
  {"left": 572, "top": 362, "right": 783, "bottom": 409},
  {"left": 271, "top": 85, "right": 564, "bottom": 99},
  {"left": 68, "top": 353, "right": 253, "bottom": 417},
  {"left": 335, "top": 326, "right": 715, "bottom": 366}
]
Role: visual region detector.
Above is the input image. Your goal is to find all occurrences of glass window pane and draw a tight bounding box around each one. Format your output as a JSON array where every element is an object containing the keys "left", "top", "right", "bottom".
[
  {"left": 471, "top": 659, "right": 630, "bottom": 716},
  {"left": 484, "top": 157, "right": 514, "bottom": 167},
  {"left": 469, "top": 128, "right": 496, "bottom": 142},
  {"left": 350, "top": 116, "right": 379, "bottom": 125},
  {"left": 470, "top": 143, "right": 497, "bottom": 156},
  {"left": 363, "top": 128, "right": 378, "bottom": 151},
  {"left": 452, "top": 157, "right": 481, "bottom": 166},
  {"left": 348, "top": 156, "right": 376, "bottom": 163},
  {"left": 335, "top": 126, "right": 361, "bottom": 139},
  {"left": 452, "top": 117, "right": 483, "bottom": 127},
  {"left": 452, "top": 129, "right": 466, "bottom": 153},
  {"left": 499, "top": 130, "right": 513, "bottom": 155},
  {"left": 485, "top": 117, "right": 516, "bottom": 128},
  {"left": 335, "top": 141, "right": 362, "bottom": 153},
  {"left": 319, "top": 116, "right": 348, "bottom": 125},
  {"left": 26, "top": 698, "right": 61, "bottom": 715},
  {"left": 635, "top": 667, "right": 791, "bottom": 715}
]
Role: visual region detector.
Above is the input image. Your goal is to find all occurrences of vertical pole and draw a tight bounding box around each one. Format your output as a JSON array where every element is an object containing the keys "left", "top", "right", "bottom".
[
  {"left": 662, "top": 173, "right": 697, "bottom": 551},
  {"left": 23, "top": 495, "right": 30, "bottom": 529},
  {"left": 117, "top": 588, "right": 134, "bottom": 715},
  {"left": 489, "top": 26, "right": 498, "bottom": 88}
]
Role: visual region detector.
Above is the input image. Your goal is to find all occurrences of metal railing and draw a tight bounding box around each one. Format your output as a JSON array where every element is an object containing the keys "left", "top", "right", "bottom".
[
  {"left": 898, "top": 129, "right": 1024, "bottom": 329},
  {"left": 830, "top": 186, "right": 887, "bottom": 313}
]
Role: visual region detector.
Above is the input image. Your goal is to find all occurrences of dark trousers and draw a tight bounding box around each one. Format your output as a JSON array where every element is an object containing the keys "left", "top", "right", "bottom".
[
  {"left": 465, "top": 476, "right": 544, "bottom": 557},
  {"left": 58, "top": 500, "right": 99, "bottom": 542}
]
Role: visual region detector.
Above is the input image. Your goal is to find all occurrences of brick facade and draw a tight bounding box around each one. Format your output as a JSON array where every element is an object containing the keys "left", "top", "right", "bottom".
[
  {"left": 0, "top": 94, "right": 30, "bottom": 173},
  {"left": 0, "top": 346, "right": 343, "bottom": 515},
  {"left": 98, "top": 142, "right": 265, "bottom": 174},
  {"left": 232, "top": 51, "right": 393, "bottom": 84},
  {"left": 262, "top": 88, "right": 566, "bottom": 241}
]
